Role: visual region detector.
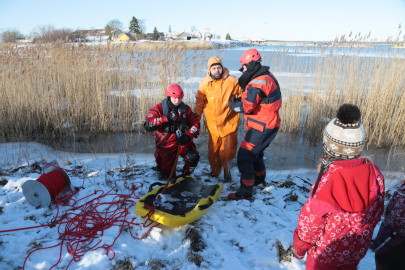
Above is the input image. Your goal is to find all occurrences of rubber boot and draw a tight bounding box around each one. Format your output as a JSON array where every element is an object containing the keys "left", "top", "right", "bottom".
[
  {"left": 182, "top": 166, "right": 196, "bottom": 176},
  {"left": 209, "top": 170, "right": 220, "bottom": 177},
  {"left": 223, "top": 172, "right": 232, "bottom": 183},
  {"left": 159, "top": 170, "right": 171, "bottom": 180},
  {"left": 182, "top": 162, "right": 191, "bottom": 176},
  {"left": 228, "top": 179, "right": 254, "bottom": 200},
  {"left": 254, "top": 171, "right": 266, "bottom": 186}
]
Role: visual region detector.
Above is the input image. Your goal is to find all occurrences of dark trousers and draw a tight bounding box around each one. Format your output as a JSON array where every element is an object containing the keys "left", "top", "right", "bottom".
[
  {"left": 375, "top": 240, "right": 405, "bottom": 270},
  {"left": 237, "top": 127, "right": 278, "bottom": 181}
]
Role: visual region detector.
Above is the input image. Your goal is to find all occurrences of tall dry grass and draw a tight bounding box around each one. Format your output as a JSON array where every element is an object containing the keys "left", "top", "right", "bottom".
[
  {"left": 276, "top": 44, "right": 405, "bottom": 147},
  {"left": 0, "top": 39, "right": 404, "bottom": 147},
  {"left": 0, "top": 42, "right": 206, "bottom": 143}
]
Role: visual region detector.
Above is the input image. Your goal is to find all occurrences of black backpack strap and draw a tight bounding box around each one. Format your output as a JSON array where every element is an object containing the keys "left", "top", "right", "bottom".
[{"left": 178, "top": 103, "right": 187, "bottom": 134}]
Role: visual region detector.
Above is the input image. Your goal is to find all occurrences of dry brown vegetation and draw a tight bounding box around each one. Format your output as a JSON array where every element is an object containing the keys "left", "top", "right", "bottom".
[
  {"left": 0, "top": 40, "right": 404, "bottom": 147},
  {"left": 0, "top": 42, "right": 206, "bottom": 141},
  {"left": 276, "top": 45, "right": 405, "bottom": 147}
]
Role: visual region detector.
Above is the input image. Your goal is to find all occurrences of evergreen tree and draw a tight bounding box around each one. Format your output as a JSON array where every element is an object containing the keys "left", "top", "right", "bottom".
[
  {"left": 226, "top": 33, "right": 232, "bottom": 40},
  {"left": 129, "top": 16, "right": 141, "bottom": 34},
  {"left": 152, "top": 27, "right": 160, "bottom": 40}
]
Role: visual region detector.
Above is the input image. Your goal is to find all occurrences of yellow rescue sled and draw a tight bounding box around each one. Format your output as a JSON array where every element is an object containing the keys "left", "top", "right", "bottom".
[{"left": 135, "top": 175, "right": 222, "bottom": 227}]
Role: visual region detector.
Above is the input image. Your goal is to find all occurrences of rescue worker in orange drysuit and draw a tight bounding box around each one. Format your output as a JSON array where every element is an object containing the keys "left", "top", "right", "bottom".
[
  {"left": 144, "top": 84, "right": 200, "bottom": 179},
  {"left": 195, "top": 57, "right": 242, "bottom": 181},
  {"left": 228, "top": 49, "right": 282, "bottom": 200}
]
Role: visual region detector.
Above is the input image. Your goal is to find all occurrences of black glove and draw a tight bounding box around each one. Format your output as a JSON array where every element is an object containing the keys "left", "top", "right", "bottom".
[
  {"left": 168, "top": 110, "right": 179, "bottom": 122},
  {"left": 177, "top": 134, "right": 190, "bottom": 145},
  {"left": 228, "top": 97, "right": 243, "bottom": 113}
]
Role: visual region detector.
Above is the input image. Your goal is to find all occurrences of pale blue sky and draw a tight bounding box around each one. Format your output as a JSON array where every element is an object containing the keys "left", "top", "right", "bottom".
[{"left": 1, "top": 0, "right": 404, "bottom": 41}]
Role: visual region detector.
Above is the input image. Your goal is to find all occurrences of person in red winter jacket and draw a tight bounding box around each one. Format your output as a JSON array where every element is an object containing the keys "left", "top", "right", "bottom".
[
  {"left": 293, "top": 104, "right": 385, "bottom": 270},
  {"left": 143, "top": 84, "right": 200, "bottom": 179},
  {"left": 370, "top": 179, "right": 405, "bottom": 270}
]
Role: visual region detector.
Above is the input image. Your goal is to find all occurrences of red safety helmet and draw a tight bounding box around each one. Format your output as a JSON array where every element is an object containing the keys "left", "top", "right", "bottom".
[
  {"left": 240, "top": 48, "right": 261, "bottom": 66},
  {"left": 166, "top": 84, "right": 184, "bottom": 98}
]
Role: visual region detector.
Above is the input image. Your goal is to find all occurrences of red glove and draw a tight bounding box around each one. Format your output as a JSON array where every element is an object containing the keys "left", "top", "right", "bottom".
[{"left": 292, "top": 228, "right": 312, "bottom": 260}]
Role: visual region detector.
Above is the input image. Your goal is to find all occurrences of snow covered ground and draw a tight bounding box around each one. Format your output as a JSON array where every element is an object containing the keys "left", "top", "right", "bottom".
[{"left": 0, "top": 142, "right": 403, "bottom": 270}]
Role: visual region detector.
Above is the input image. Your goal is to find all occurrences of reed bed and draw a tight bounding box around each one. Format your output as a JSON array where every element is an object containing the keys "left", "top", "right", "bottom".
[
  {"left": 286, "top": 50, "right": 403, "bottom": 146},
  {"left": 0, "top": 41, "right": 404, "bottom": 147},
  {"left": 0, "top": 42, "right": 206, "bottom": 143}
]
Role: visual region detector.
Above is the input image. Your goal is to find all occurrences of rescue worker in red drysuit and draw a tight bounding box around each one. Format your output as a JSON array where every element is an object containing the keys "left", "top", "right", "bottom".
[
  {"left": 227, "top": 48, "right": 282, "bottom": 200},
  {"left": 143, "top": 84, "right": 200, "bottom": 179}
]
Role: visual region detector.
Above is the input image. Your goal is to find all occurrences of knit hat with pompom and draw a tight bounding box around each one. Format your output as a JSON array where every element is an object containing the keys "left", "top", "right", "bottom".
[{"left": 323, "top": 104, "right": 366, "bottom": 160}]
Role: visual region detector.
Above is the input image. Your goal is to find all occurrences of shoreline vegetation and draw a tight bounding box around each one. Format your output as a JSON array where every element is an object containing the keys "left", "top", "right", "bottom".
[{"left": 0, "top": 40, "right": 404, "bottom": 148}]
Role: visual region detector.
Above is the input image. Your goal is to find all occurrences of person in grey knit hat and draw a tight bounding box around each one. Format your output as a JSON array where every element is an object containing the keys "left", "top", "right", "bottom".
[
  {"left": 293, "top": 104, "right": 385, "bottom": 269},
  {"left": 321, "top": 103, "right": 366, "bottom": 166}
]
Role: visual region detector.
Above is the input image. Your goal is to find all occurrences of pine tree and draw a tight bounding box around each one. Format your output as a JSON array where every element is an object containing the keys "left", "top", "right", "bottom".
[
  {"left": 226, "top": 33, "right": 232, "bottom": 40},
  {"left": 153, "top": 27, "right": 159, "bottom": 40},
  {"left": 129, "top": 16, "right": 141, "bottom": 34}
]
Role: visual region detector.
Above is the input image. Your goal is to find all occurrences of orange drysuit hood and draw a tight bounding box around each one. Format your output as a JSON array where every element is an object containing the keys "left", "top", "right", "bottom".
[{"left": 206, "top": 56, "right": 229, "bottom": 80}]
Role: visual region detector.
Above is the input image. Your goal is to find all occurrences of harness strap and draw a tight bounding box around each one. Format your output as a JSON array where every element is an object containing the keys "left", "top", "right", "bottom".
[{"left": 161, "top": 99, "right": 187, "bottom": 134}]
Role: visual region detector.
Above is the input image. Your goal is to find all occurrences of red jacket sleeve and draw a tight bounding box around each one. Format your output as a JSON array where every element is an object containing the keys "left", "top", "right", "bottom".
[
  {"left": 184, "top": 106, "right": 200, "bottom": 138},
  {"left": 143, "top": 103, "right": 169, "bottom": 132},
  {"left": 293, "top": 200, "right": 327, "bottom": 257},
  {"left": 241, "top": 75, "right": 279, "bottom": 114},
  {"left": 241, "top": 86, "right": 262, "bottom": 114}
]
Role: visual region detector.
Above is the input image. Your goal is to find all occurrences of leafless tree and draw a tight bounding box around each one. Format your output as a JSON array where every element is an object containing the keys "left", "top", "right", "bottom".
[
  {"left": 105, "top": 19, "right": 124, "bottom": 37},
  {"left": 138, "top": 19, "right": 146, "bottom": 34},
  {"left": 1, "top": 29, "right": 24, "bottom": 43},
  {"left": 106, "top": 19, "right": 124, "bottom": 31},
  {"left": 31, "top": 25, "right": 72, "bottom": 43}
]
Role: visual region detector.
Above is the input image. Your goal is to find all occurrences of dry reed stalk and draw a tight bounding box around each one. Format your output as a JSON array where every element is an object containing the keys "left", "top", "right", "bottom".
[
  {"left": 274, "top": 42, "right": 404, "bottom": 147},
  {"left": 0, "top": 43, "right": 203, "bottom": 142},
  {"left": 0, "top": 41, "right": 403, "bottom": 148}
]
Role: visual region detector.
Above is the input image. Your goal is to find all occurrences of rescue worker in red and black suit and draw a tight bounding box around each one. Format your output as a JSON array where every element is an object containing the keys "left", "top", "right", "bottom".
[
  {"left": 144, "top": 84, "right": 200, "bottom": 179},
  {"left": 227, "top": 49, "right": 282, "bottom": 200}
]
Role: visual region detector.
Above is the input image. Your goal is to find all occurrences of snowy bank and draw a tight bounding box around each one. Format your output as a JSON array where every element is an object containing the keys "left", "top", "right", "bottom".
[{"left": 0, "top": 142, "right": 403, "bottom": 270}]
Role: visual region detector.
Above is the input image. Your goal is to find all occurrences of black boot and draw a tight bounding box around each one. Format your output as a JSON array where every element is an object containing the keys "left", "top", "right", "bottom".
[
  {"left": 254, "top": 173, "right": 266, "bottom": 186},
  {"left": 159, "top": 170, "right": 174, "bottom": 180},
  {"left": 228, "top": 179, "right": 254, "bottom": 200},
  {"left": 223, "top": 172, "right": 232, "bottom": 183}
]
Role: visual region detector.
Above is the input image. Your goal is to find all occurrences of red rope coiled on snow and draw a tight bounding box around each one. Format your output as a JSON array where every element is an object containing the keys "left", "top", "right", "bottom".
[{"left": 36, "top": 170, "right": 67, "bottom": 199}]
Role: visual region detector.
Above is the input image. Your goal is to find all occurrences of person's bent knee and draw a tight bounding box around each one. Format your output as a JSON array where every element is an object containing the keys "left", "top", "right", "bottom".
[{"left": 186, "top": 151, "right": 200, "bottom": 167}]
